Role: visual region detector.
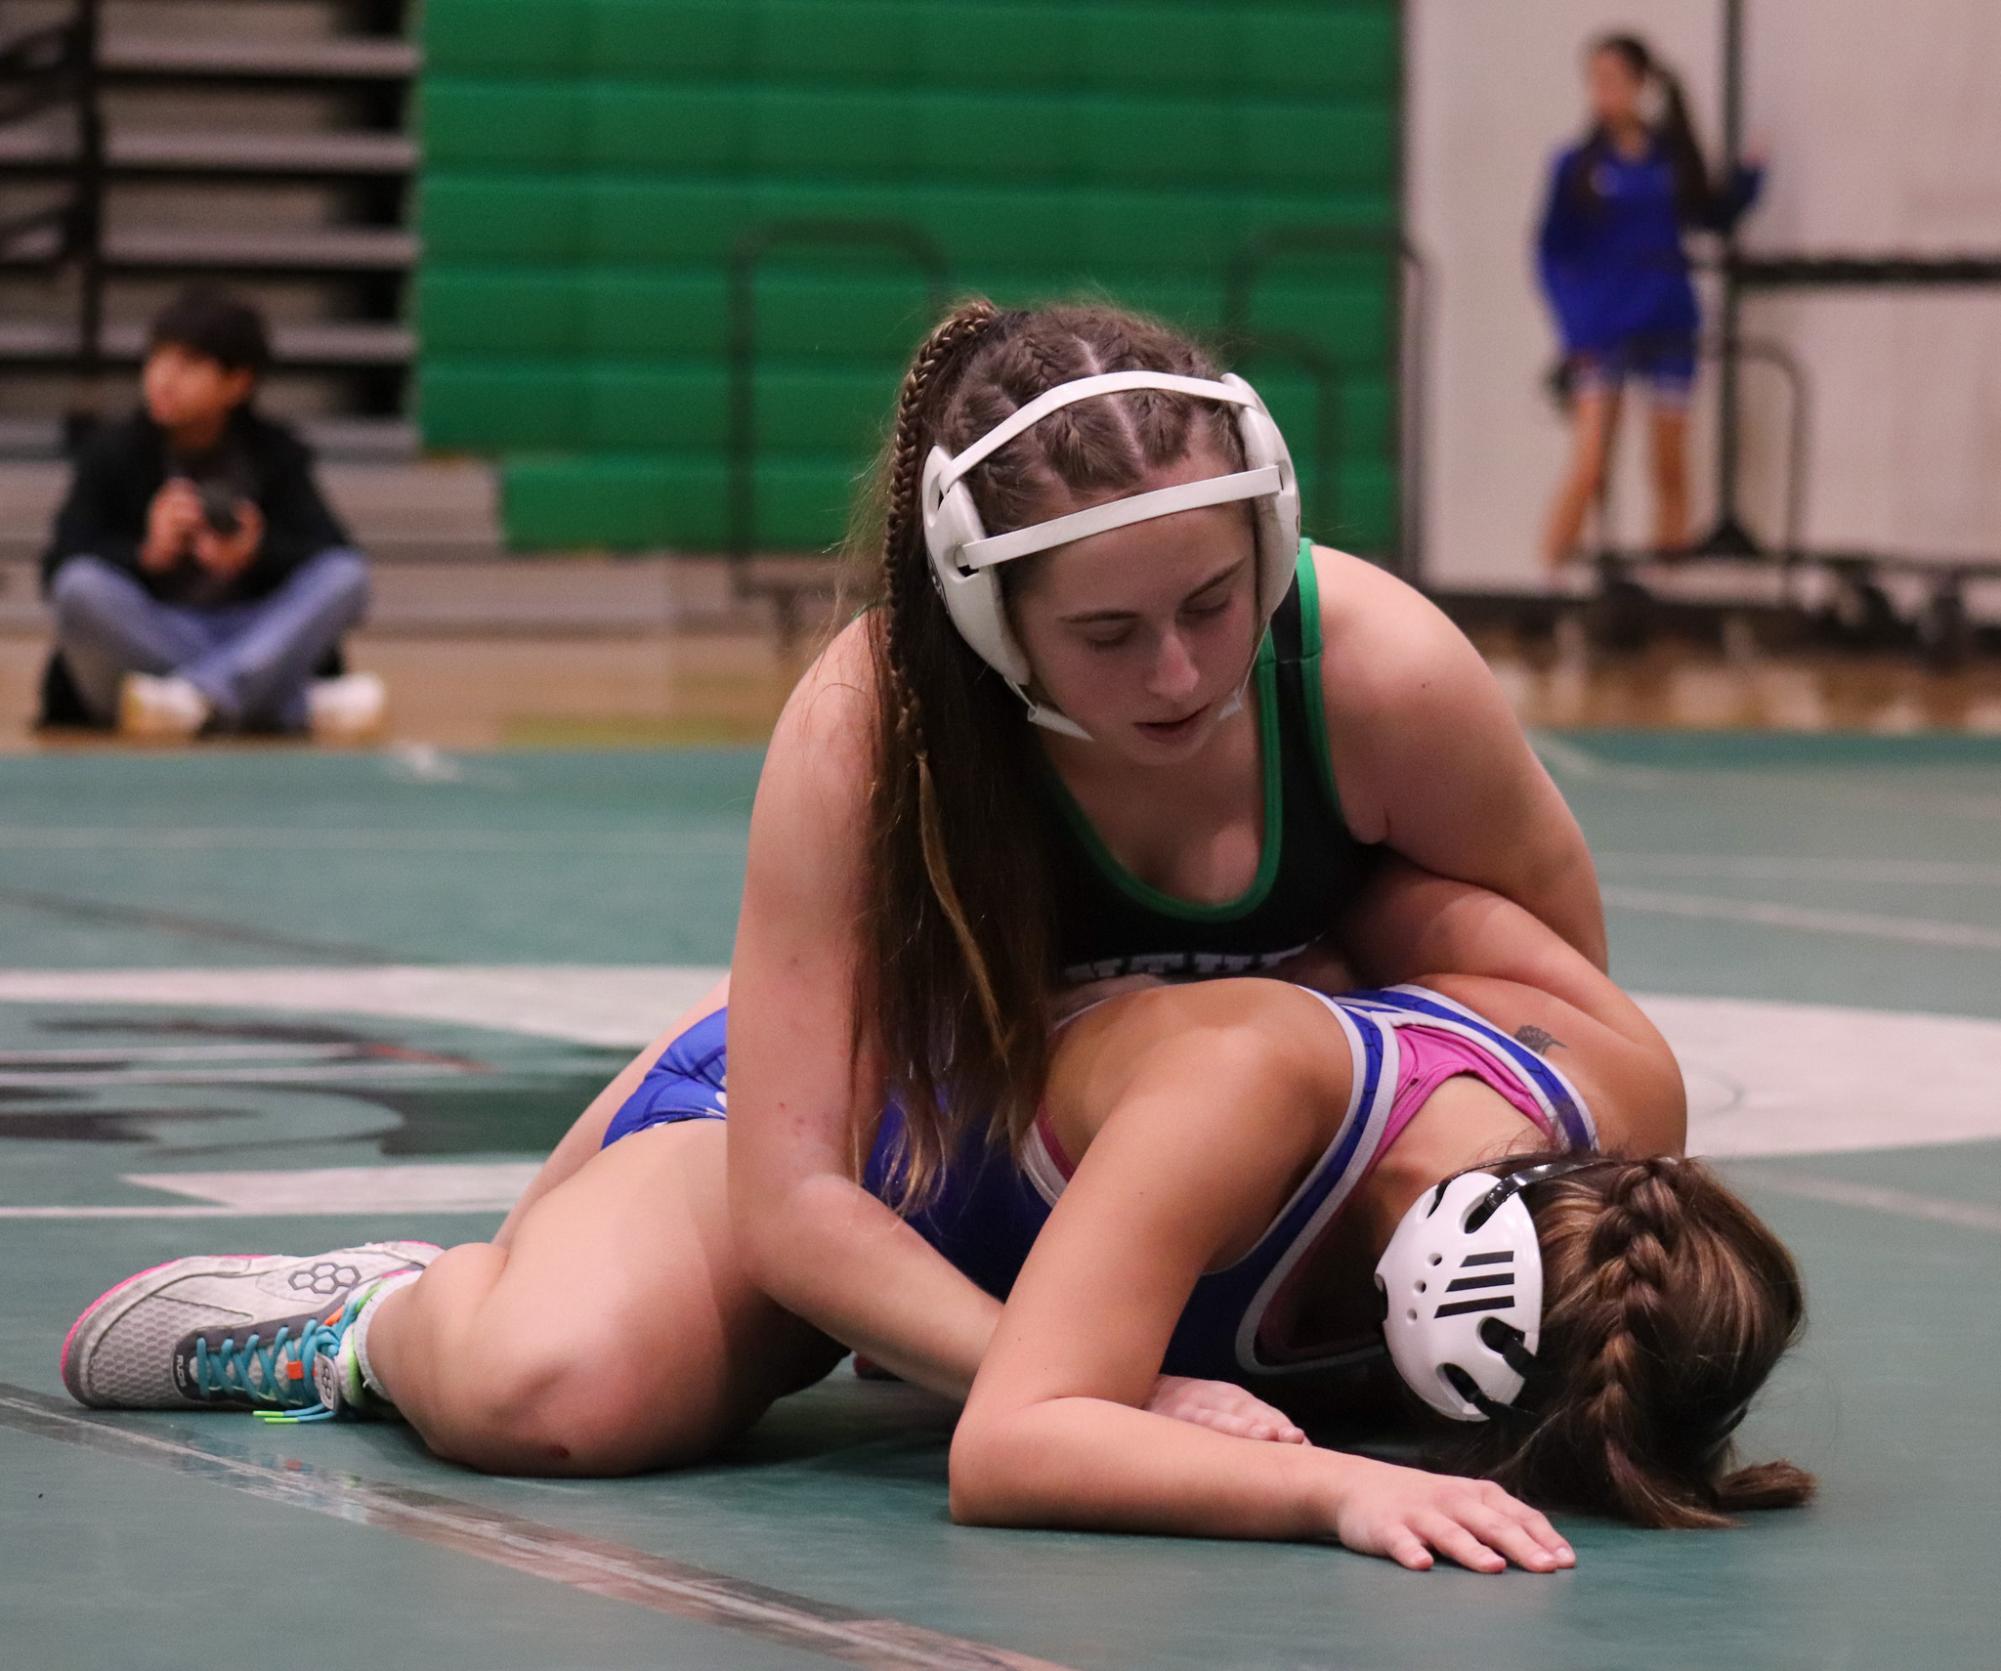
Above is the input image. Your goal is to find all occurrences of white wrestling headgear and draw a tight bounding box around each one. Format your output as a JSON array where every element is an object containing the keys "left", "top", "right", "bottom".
[
  {"left": 1375, "top": 1156, "right": 1614, "bottom": 1423},
  {"left": 921, "top": 370, "right": 1301, "bottom": 740}
]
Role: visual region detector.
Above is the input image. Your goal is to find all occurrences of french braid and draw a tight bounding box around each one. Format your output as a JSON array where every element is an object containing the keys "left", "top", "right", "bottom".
[
  {"left": 1449, "top": 1153, "right": 1814, "bottom": 1529},
  {"left": 850, "top": 299, "right": 1257, "bottom": 1207},
  {"left": 878, "top": 300, "right": 1012, "bottom": 1061}
]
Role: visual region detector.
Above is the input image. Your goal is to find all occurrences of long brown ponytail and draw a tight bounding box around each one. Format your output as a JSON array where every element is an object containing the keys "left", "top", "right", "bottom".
[
  {"left": 1452, "top": 1154, "right": 1815, "bottom": 1528},
  {"left": 850, "top": 299, "right": 1248, "bottom": 1206},
  {"left": 1586, "top": 33, "right": 1724, "bottom": 227}
]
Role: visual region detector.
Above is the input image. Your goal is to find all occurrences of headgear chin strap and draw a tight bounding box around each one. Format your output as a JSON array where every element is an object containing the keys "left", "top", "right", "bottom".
[
  {"left": 921, "top": 370, "right": 1301, "bottom": 741},
  {"left": 1374, "top": 1155, "right": 1620, "bottom": 1423}
]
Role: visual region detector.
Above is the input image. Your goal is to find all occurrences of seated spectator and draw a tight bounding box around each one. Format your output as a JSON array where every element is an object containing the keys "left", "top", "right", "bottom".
[{"left": 39, "top": 286, "right": 385, "bottom": 740}]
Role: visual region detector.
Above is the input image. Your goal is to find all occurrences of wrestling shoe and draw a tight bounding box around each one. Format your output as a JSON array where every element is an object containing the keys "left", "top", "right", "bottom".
[{"left": 60, "top": 1242, "right": 440, "bottom": 1415}]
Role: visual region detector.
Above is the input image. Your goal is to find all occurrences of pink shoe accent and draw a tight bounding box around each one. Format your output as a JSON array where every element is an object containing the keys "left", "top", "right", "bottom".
[
  {"left": 59, "top": 1254, "right": 268, "bottom": 1378},
  {"left": 63, "top": 1259, "right": 171, "bottom": 1377}
]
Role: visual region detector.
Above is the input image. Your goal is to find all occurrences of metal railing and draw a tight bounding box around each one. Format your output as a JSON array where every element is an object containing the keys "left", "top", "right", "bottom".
[
  {"left": 1584, "top": 330, "right": 1809, "bottom": 601},
  {"left": 1727, "top": 335, "right": 1810, "bottom": 600},
  {"left": 725, "top": 219, "right": 949, "bottom": 599},
  {"left": 0, "top": 0, "right": 106, "bottom": 402},
  {"left": 1224, "top": 331, "right": 1344, "bottom": 541},
  {"left": 1221, "top": 224, "right": 1430, "bottom": 584},
  {"left": 719, "top": 217, "right": 1421, "bottom": 627}
]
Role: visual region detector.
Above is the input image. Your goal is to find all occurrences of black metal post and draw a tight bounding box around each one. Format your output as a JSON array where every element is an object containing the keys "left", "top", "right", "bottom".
[
  {"left": 1399, "top": 241, "right": 1429, "bottom": 587},
  {"left": 1698, "top": 0, "right": 1761, "bottom": 554},
  {"left": 1229, "top": 334, "right": 1344, "bottom": 540},
  {"left": 74, "top": 0, "right": 105, "bottom": 403},
  {"left": 1221, "top": 224, "right": 1427, "bottom": 585}
]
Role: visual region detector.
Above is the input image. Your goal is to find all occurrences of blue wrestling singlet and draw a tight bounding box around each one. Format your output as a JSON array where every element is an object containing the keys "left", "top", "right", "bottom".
[{"left": 602, "top": 987, "right": 1596, "bottom": 1384}]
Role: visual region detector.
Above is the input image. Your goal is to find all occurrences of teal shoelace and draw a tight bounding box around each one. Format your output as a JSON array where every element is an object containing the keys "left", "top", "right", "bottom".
[{"left": 193, "top": 1292, "right": 361, "bottom": 1422}]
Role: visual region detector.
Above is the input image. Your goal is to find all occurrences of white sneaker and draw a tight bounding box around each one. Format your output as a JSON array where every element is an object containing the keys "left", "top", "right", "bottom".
[
  {"left": 118, "top": 672, "right": 211, "bottom": 739},
  {"left": 307, "top": 671, "right": 387, "bottom": 742},
  {"left": 60, "top": 1241, "right": 441, "bottom": 1411}
]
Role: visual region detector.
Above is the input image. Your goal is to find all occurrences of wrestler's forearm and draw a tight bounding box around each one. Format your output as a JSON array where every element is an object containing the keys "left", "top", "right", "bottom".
[
  {"left": 951, "top": 1393, "right": 1572, "bottom": 1571},
  {"left": 949, "top": 1394, "right": 1335, "bottom": 1539},
  {"left": 1343, "top": 859, "right": 1628, "bottom": 1036},
  {"left": 741, "top": 1171, "right": 999, "bottom": 1401},
  {"left": 1521, "top": 839, "right": 1608, "bottom": 971}
]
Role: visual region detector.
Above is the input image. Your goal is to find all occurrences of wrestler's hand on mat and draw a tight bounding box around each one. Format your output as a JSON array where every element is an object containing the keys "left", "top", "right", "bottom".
[
  {"left": 1145, "top": 1375, "right": 1307, "bottom": 1445},
  {"left": 1325, "top": 1456, "right": 1574, "bottom": 1573}
]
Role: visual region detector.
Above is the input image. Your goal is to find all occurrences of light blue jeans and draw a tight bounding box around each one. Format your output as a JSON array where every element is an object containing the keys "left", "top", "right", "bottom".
[{"left": 49, "top": 548, "right": 370, "bottom": 731}]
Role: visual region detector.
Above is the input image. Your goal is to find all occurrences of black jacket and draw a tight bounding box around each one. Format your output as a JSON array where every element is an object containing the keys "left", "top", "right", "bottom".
[
  {"left": 37, "top": 406, "right": 352, "bottom": 726},
  {"left": 42, "top": 405, "right": 353, "bottom": 605}
]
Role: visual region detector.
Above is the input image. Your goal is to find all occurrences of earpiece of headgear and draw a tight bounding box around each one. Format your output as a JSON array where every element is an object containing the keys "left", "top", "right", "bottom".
[{"left": 1374, "top": 1155, "right": 1621, "bottom": 1423}]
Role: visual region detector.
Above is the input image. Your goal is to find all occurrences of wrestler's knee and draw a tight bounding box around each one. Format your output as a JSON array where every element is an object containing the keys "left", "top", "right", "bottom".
[{"left": 429, "top": 1316, "right": 733, "bottom": 1475}]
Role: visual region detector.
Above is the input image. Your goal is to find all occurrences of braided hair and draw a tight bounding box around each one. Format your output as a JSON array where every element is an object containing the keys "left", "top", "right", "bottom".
[
  {"left": 1448, "top": 1153, "right": 1814, "bottom": 1528},
  {"left": 849, "top": 299, "right": 1250, "bottom": 1206}
]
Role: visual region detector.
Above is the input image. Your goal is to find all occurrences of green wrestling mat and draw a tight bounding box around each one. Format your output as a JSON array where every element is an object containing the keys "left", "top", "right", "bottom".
[{"left": 3, "top": 736, "right": 1998, "bottom": 1669}]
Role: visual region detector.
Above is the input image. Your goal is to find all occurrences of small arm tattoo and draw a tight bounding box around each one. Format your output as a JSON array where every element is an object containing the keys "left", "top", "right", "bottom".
[{"left": 1515, "top": 1023, "right": 1564, "bottom": 1053}]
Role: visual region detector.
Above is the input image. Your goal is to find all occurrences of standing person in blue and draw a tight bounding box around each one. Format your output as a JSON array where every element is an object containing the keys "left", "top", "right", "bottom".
[
  {"left": 1537, "top": 34, "right": 1763, "bottom": 569},
  {"left": 40, "top": 286, "right": 385, "bottom": 740}
]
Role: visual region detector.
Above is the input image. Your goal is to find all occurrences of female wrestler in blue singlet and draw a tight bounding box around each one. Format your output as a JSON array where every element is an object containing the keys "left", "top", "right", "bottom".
[
  {"left": 61, "top": 301, "right": 1810, "bottom": 1570},
  {"left": 593, "top": 861, "right": 1811, "bottom": 1561}
]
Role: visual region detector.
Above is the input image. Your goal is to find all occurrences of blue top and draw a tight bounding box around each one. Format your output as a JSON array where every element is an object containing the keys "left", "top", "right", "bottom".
[
  {"left": 604, "top": 986, "right": 1599, "bottom": 1389},
  {"left": 1536, "top": 135, "right": 1761, "bottom": 355},
  {"left": 878, "top": 986, "right": 1597, "bottom": 1386}
]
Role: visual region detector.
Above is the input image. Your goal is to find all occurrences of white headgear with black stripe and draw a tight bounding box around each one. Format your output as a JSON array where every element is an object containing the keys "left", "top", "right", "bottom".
[
  {"left": 1375, "top": 1156, "right": 1617, "bottom": 1422},
  {"left": 921, "top": 371, "right": 1300, "bottom": 741}
]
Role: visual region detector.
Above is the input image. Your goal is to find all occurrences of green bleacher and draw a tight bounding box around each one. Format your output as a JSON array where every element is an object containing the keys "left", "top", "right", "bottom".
[{"left": 418, "top": 0, "right": 1402, "bottom": 553}]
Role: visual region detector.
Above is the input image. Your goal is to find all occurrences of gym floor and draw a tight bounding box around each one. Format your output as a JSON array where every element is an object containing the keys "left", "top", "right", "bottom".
[
  {"left": 2, "top": 725, "right": 1999, "bottom": 1668},
  {"left": 5, "top": 620, "right": 2001, "bottom": 751}
]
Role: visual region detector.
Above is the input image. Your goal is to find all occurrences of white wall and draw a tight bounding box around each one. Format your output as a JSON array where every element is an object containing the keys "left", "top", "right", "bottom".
[{"left": 1408, "top": 0, "right": 2001, "bottom": 588}]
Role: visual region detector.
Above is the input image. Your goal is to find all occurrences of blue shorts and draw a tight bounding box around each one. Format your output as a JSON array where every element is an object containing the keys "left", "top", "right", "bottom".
[
  {"left": 1571, "top": 334, "right": 1696, "bottom": 405},
  {"left": 601, "top": 1007, "right": 1054, "bottom": 1306},
  {"left": 600, "top": 1008, "right": 731, "bottom": 1138}
]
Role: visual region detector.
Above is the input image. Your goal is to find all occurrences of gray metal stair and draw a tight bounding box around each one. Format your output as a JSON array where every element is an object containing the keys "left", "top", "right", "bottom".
[
  {"left": 107, "top": 226, "right": 419, "bottom": 273},
  {"left": 0, "top": 319, "right": 416, "bottom": 367},
  {"left": 0, "top": 225, "right": 421, "bottom": 274},
  {"left": 0, "top": 0, "right": 419, "bottom": 458},
  {"left": 0, "top": 415, "right": 419, "bottom": 463},
  {"left": 98, "top": 36, "right": 421, "bottom": 83},
  {"left": 0, "top": 125, "right": 417, "bottom": 177},
  {"left": 0, "top": 455, "right": 501, "bottom": 572},
  {"left": 0, "top": 418, "right": 68, "bottom": 460},
  {"left": 300, "top": 417, "right": 422, "bottom": 462}
]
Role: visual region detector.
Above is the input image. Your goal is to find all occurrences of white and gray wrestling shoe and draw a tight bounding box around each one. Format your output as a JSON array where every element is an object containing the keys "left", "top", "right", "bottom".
[{"left": 60, "top": 1242, "right": 440, "bottom": 1417}]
